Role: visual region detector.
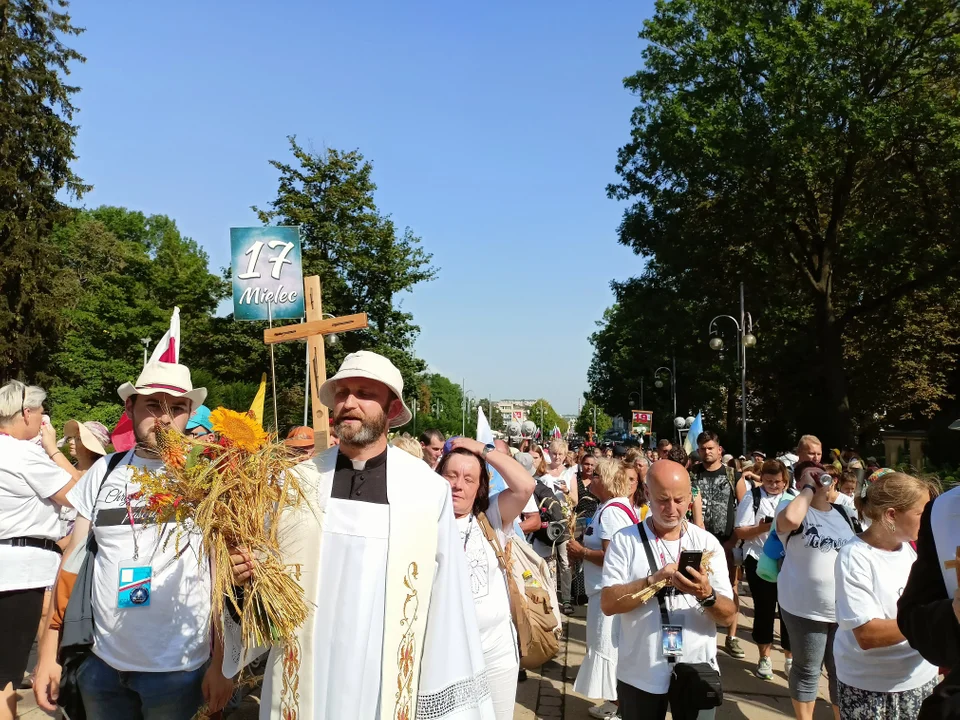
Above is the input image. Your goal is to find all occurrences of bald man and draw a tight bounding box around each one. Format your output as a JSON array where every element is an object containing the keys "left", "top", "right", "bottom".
[{"left": 601, "top": 460, "right": 736, "bottom": 720}]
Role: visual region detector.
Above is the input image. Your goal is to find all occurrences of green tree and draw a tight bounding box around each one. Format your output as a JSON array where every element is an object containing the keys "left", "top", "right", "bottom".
[
  {"left": 254, "top": 138, "right": 437, "bottom": 394},
  {"left": 45, "top": 207, "right": 229, "bottom": 429},
  {"left": 575, "top": 400, "right": 612, "bottom": 438},
  {"left": 0, "top": 0, "right": 89, "bottom": 381},
  {"left": 608, "top": 0, "right": 960, "bottom": 445},
  {"left": 527, "top": 399, "right": 565, "bottom": 438}
]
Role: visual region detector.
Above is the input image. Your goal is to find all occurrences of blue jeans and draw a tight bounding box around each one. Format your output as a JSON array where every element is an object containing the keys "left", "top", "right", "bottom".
[{"left": 77, "top": 653, "right": 206, "bottom": 720}]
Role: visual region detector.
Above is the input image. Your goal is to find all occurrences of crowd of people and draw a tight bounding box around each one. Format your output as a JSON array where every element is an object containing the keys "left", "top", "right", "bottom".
[{"left": 0, "top": 351, "right": 956, "bottom": 720}]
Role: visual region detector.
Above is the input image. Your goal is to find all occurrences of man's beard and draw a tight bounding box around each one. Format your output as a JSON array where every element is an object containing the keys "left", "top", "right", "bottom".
[{"left": 335, "top": 407, "right": 388, "bottom": 448}]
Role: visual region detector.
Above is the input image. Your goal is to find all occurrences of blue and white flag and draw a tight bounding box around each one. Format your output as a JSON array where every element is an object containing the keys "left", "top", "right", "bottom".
[{"left": 683, "top": 412, "right": 704, "bottom": 455}]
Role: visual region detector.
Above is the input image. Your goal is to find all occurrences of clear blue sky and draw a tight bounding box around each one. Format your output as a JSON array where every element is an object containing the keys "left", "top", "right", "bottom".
[{"left": 67, "top": 0, "right": 652, "bottom": 415}]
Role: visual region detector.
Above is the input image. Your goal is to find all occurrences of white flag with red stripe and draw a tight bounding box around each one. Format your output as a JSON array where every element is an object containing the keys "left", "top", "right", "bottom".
[
  {"left": 149, "top": 307, "right": 181, "bottom": 364},
  {"left": 112, "top": 307, "right": 181, "bottom": 452}
]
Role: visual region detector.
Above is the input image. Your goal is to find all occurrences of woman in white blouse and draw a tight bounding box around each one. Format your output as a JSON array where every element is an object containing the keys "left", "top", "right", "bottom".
[
  {"left": 0, "top": 381, "right": 81, "bottom": 719},
  {"left": 834, "top": 471, "right": 938, "bottom": 719},
  {"left": 567, "top": 459, "right": 639, "bottom": 720},
  {"left": 439, "top": 437, "right": 535, "bottom": 720}
]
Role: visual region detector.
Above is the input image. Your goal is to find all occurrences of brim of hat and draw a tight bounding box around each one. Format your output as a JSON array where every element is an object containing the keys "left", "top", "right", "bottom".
[
  {"left": 285, "top": 438, "right": 315, "bottom": 448},
  {"left": 63, "top": 419, "right": 107, "bottom": 457},
  {"left": 319, "top": 369, "right": 412, "bottom": 429},
  {"left": 118, "top": 382, "right": 207, "bottom": 408}
]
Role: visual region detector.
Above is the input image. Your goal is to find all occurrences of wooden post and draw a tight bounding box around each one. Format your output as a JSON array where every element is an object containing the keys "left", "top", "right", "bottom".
[{"left": 304, "top": 276, "right": 330, "bottom": 450}]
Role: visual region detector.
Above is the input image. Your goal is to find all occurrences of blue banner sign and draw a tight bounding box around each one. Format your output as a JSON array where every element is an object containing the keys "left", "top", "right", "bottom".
[{"left": 231, "top": 227, "right": 305, "bottom": 321}]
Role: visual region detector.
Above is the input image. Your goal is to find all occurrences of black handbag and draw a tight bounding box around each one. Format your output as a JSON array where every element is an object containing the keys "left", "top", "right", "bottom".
[{"left": 638, "top": 522, "right": 724, "bottom": 718}]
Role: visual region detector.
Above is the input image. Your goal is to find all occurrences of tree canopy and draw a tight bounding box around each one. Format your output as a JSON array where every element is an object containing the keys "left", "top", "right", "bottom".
[
  {"left": 575, "top": 400, "right": 613, "bottom": 438},
  {"left": 0, "top": 0, "right": 88, "bottom": 381},
  {"left": 596, "top": 0, "right": 960, "bottom": 450}
]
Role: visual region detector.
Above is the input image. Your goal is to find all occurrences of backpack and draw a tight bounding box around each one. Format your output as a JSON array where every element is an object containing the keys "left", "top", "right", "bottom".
[
  {"left": 531, "top": 480, "right": 570, "bottom": 546},
  {"left": 477, "top": 512, "right": 562, "bottom": 669},
  {"left": 692, "top": 465, "right": 738, "bottom": 540}
]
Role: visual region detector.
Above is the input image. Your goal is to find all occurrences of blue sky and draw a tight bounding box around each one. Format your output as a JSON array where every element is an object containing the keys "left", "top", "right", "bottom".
[{"left": 67, "top": 0, "right": 651, "bottom": 414}]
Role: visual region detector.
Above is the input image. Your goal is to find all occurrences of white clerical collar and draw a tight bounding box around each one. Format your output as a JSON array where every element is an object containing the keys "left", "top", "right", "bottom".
[{"left": 351, "top": 459, "right": 367, "bottom": 471}]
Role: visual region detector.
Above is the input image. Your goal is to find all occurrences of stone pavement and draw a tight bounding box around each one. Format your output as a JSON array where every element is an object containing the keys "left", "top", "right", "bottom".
[
  {"left": 515, "top": 592, "right": 835, "bottom": 720},
  {"left": 15, "top": 595, "right": 834, "bottom": 719}
]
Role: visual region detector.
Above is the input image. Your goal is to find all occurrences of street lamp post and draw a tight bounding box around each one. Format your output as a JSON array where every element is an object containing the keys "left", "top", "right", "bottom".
[
  {"left": 654, "top": 357, "right": 678, "bottom": 441},
  {"left": 410, "top": 399, "right": 418, "bottom": 437},
  {"left": 140, "top": 338, "right": 151, "bottom": 367},
  {"left": 431, "top": 400, "right": 444, "bottom": 418},
  {"left": 462, "top": 390, "right": 476, "bottom": 436},
  {"left": 708, "top": 282, "right": 756, "bottom": 454}
]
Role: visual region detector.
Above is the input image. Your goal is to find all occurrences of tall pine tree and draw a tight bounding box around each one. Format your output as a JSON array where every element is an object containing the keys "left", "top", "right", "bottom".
[{"left": 0, "top": 0, "right": 87, "bottom": 381}]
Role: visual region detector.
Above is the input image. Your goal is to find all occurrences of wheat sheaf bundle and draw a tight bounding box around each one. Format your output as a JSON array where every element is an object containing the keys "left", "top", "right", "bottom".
[
  {"left": 619, "top": 549, "right": 717, "bottom": 604},
  {"left": 131, "top": 410, "right": 310, "bottom": 650}
]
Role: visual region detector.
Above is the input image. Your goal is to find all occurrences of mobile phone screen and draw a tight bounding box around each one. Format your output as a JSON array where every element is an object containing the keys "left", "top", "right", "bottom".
[{"left": 678, "top": 550, "right": 703, "bottom": 580}]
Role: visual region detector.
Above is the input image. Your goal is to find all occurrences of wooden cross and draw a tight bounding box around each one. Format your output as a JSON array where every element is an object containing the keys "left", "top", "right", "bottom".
[
  {"left": 944, "top": 546, "right": 960, "bottom": 587},
  {"left": 262, "top": 275, "right": 367, "bottom": 450}
]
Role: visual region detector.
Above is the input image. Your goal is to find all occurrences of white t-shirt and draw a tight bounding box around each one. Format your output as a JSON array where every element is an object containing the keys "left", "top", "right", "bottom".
[
  {"left": 457, "top": 495, "right": 518, "bottom": 666},
  {"left": 583, "top": 498, "right": 636, "bottom": 596},
  {"left": 834, "top": 538, "right": 938, "bottom": 692},
  {"left": 0, "top": 434, "right": 72, "bottom": 591},
  {"left": 532, "top": 469, "right": 576, "bottom": 559},
  {"left": 777, "top": 505, "right": 855, "bottom": 622},
  {"left": 538, "top": 466, "right": 576, "bottom": 495},
  {"left": 66, "top": 453, "right": 212, "bottom": 672},
  {"left": 735, "top": 488, "right": 788, "bottom": 561},
  {"left": 602, "top": 520, "right": 733, "bottom": 694}
]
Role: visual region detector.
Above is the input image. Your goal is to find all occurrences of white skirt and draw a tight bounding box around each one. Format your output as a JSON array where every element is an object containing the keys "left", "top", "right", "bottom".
[{"left": 573, "top": 593, "right": 619, "bottom": 701}]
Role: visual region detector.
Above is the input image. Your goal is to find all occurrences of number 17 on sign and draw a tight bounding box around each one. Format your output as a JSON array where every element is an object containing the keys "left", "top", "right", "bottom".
[{"left": 231, "top": 227, "right": 306, "bottom": 321}]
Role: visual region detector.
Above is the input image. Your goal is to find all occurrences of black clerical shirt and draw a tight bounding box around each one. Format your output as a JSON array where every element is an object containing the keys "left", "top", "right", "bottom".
[{"left": 331, "top": 447, "right": 389, "bottom": 504}]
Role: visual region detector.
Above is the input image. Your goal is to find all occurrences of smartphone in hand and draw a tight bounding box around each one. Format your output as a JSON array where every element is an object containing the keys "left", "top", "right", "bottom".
[{"left": 678, "top": 550, "right": 703, "bottom": 580}]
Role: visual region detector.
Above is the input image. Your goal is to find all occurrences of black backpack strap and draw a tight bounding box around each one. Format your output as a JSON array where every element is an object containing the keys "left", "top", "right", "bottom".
[
  {"left": 752, "top": 486, "right": 762, "bottom": 516},
  {"left": 638, "top": 521, "right": 676, "bottom": 665},
  {"left": 831, "top": 503, "right": 857, "bottom": 533}
]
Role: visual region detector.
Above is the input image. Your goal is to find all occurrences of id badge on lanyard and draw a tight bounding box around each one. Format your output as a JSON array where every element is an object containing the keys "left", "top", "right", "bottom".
[
  {"left": 117, "top": 489, "right": 152, "bottom": 609},
  {"left": 661, "top": 623, "right": 684, "bottom": 658},
  {"left": 118, "top": 559, "right": 152, "bottom": 608}
]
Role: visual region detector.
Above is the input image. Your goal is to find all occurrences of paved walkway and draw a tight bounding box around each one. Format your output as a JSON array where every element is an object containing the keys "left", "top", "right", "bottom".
[
  {"left": 16, "top": 596, "right": 834, "bottom": 719},
  {"left": 515, "top": 593, "right": 834, "bottom": 720}
]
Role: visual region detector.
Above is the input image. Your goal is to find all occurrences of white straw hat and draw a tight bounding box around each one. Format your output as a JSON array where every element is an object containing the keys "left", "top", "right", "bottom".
[
  {"left": 319, "top": 351, "right": 412, "bottom": 428},
  {"left": 117, "top": 361, "right": 207, "bottom": 407}
]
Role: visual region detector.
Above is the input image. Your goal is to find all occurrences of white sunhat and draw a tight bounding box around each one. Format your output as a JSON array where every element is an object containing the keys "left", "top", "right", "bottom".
[
  {"left": 319, "top": 351, "right": 412, "bottom": 429},
  {"left": 117, "top": 361, "right": 207, "bottom": 407}
]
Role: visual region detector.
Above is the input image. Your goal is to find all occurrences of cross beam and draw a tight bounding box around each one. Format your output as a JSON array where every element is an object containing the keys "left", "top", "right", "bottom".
[
  {"left": 263, "top": 313, "right": 367, "bottom": 345},
  {"left": 264, "top": 276, "right": 368, "bottom": 449}
]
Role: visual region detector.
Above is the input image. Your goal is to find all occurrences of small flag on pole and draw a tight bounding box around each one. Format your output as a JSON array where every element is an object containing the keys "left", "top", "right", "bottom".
[
  {"left": 551, "top": 425, "right": 562, "bottom": 440},
  {"left": 111, "top": 308, "right": 181, "bottom": 452}
]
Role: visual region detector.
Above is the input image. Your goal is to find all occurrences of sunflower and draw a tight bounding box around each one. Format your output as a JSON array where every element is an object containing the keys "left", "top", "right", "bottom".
[{"left": 210, "top": 407, "right": 268, "bottom": 452}]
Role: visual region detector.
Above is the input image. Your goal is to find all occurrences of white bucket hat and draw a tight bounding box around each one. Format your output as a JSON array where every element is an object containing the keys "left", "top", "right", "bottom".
[
  {"left": 319, "top": 351, "right": 412, "bottom": 428},
  {"left": 117, "top": 361, "right": 207, "bottom": 407}
]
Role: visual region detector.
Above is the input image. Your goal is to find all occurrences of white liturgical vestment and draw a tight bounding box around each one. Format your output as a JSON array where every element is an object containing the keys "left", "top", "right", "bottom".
[{"left": 223, "top": 445, "right": 495, "bottom": 720}]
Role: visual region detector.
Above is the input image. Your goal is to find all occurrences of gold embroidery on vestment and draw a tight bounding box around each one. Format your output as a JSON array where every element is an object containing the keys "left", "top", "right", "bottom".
[{"left": 394, "top": 562, "right": 420, "bottom": 720}]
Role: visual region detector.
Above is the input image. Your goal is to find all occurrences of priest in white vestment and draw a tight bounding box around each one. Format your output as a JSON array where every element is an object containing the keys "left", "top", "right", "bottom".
[{"left": 224, "top": 351, "right": 496, "bottom": 720}]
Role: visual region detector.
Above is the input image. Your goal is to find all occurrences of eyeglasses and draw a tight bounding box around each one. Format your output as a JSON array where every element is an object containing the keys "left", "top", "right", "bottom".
[{"left": 20, "top": 386, "right": 26, "bottom": 417}]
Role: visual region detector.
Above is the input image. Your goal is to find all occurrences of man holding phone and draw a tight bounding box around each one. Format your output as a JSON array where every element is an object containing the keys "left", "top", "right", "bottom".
[{"left": 601, "top": 460, "right": 736, "bottom": 720}]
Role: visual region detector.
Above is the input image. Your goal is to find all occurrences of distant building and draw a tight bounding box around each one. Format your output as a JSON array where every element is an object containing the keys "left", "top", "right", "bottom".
[{"left": 495, "top": 399, "right": 537, "bottom": 426}]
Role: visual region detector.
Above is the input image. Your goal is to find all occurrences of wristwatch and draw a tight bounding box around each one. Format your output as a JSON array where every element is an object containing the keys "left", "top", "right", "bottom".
[
  {"left": 698, "top": 589, "right": 717, "bottom": 608},
  {"left": 481, "top": 444, "right": 496, "bottom": 459}
]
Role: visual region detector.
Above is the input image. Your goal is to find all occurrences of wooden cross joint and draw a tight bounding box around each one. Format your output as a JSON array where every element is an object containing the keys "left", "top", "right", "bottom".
[{"left": 262, "top": 275, "right": 368, "bottom": 450}]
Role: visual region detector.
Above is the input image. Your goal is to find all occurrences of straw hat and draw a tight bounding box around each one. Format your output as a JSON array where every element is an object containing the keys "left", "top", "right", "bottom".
[
  {"left": 319, "top": 351, "right": 412, "bottom": 428},
  {"left": 62, "top": 420, "right": 110, "bottom": 456},
  {"left": 117, "top": 361, "right": 207, "bottom": 407}
]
